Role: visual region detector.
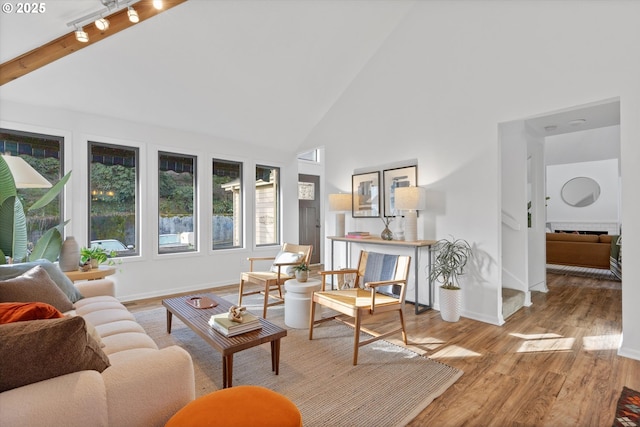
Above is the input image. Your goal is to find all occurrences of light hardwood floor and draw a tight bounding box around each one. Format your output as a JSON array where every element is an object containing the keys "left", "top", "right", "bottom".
[{"left": 125, "top": 271, "right": 639, "bottom": 426}]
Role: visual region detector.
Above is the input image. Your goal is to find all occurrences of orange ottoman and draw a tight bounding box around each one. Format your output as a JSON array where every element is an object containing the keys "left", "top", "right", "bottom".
[{"left": 165, "top": 385, "right": 302, "bottom": 427}]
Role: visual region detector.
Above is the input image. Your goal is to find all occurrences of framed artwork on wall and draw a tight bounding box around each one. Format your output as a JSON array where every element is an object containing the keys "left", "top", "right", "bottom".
[
  {"left": 352, "top": 171, "right": 380, "bottom": 217},
  {"left": 383, "top": 165, "right": 417, "bottom": 217}
]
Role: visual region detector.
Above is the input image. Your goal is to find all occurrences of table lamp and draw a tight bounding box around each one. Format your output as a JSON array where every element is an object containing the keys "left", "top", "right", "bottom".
[
  {"left": 394, "top": 186, "right": 426, "bottom": 242},
  {"left": 328, "top": 193, "right": 352, "bottom": 237}
]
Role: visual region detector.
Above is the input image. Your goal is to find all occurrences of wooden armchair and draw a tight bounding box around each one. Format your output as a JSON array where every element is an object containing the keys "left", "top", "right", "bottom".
[
  {"left": 238, "top": 243, "right": 313, "bottom": 318},
  {"left": 309, "top": 250, "right": 411, "bottom": 365}
]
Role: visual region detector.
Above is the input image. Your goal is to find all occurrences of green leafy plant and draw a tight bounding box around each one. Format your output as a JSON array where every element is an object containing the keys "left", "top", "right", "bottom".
[
  {"left": 0, "top": 156, "right": 71, "bottom": 264},
  {"left": 428, "top": 236, "right": 473, "bottom": 290},
  {"left": 293, "top": 262, "right": 310, "bottom": 272},
  {"left": 80, "top": 246, "right": 117, "bottom": 266}
]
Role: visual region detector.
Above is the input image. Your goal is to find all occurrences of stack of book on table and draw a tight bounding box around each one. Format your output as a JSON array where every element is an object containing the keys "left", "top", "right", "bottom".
[
  {"left": 346, "top": 231, "right": 371, "bottom": 239},
  {"left": 208, "top": 312, "right": 262, "bottom": 337}
]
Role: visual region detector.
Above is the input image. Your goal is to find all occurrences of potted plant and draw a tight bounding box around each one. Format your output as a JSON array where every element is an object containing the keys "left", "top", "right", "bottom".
[
  {"left": 80, "top": 246, "right": 116, "bottom": 268},
  {"left": 428, "top": 236, "right": 473, "bottom": 322},
  {"left": 0, "top": 156, "right": 72, "bottom": 264},
  {"left": 292, "top": 262, "right": 310, "bottom": 282}
]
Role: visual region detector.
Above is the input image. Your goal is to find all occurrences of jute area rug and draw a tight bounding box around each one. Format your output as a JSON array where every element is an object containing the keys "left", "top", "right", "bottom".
[{"left": 135, "top": 296, "right": 463, "bottom": 427}]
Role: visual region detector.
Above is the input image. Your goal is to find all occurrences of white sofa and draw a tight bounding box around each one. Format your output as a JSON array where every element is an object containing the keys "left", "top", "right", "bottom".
[{"left": 0, "top": 271, "right": 195, "bottom": 427}]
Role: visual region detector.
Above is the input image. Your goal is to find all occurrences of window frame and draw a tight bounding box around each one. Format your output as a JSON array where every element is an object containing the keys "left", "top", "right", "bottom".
[
  {"left": 88, "top": 141, "right": 140, "bottom": 258},
  {"left": 212, "top": 157, "right": 244, "bottom": 251},
  {"left": 255, "top": 164, "right": 280, "bottom": 247},
  {"left": 158, "top": 150, "right": 198, "bottom": 255}
]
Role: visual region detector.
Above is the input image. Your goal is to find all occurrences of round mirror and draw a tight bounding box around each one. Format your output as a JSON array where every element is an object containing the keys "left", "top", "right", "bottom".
[{"left": 561, "top": 177, "right": 601, "bottom": 207}]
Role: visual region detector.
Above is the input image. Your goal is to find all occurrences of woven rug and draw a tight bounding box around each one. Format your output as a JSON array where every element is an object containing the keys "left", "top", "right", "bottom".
[
  {"left": 135, "top": 299, "right": 462, "bottom": 427},
  {"left": 612, "top": 387, "right": 640, "bottom": 427}
]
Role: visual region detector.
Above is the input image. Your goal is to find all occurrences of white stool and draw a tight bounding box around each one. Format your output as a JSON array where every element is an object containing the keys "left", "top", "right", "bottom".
[{"left": 284, "top": 278, "right": 322, "bottom": 329}]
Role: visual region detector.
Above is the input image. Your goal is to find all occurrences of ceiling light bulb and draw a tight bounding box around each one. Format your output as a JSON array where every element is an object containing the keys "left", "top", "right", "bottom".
[
  {"left": 153, "top": 0, "right": 163, "bottom": 10},
  {"left": 75, "top": 28, "right": 89, "bottom": 43},
  {"left": 128, "top": 6, "right": 139, "bottom": 23},
  {"left": 95, "top": 17, "right": 109, "bottom": 31}
]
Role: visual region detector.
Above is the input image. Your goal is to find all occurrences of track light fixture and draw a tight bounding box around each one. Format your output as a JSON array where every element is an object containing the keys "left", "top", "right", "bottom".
[
  {"left": 127, "top": 6, "right": 139, "bottom": 23},
  {"left": 67, "top": 1, "right": 147, "bottom": 41},
  {"left": 75, "top": 27, "right": 89, "bottom": 43},
  {"left": 95, "top": 17, "right": 110, "bottom": 31}
]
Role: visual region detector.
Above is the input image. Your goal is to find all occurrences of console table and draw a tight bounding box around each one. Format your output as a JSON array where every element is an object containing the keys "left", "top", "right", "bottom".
[{"left": 327, "top": 236, "right": 437, "bottom": 314}]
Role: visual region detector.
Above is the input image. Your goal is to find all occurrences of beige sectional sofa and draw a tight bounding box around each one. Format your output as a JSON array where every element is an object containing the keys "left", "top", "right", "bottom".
[{"left": 0, "top": 260, "right": 195, "bottom": 427}]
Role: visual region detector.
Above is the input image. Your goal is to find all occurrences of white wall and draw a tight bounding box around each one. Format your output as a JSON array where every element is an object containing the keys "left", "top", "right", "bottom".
[
  {"left": 1, "top": 101, "right": 301, "bottom": 302},
  {"left": 299, "top": 1, "right": 640, "bottom": 357},
  {"left": 546, "top": 159, "right": 620, "bottom": 224}
]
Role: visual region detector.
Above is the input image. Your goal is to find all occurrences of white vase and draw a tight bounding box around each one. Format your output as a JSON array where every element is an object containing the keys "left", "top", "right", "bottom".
[
  {"left": 59, "top": 236, "right": 80, "bottom": 272},
  {"left": 439, "top": 286, "right": 461, "bottom": 322},
  {"left": 295, "top": 270, "right": 309, "bottom": 282}
]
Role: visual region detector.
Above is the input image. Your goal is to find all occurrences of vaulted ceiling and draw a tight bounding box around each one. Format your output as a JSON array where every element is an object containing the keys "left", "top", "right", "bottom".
[{"left": 0, "top": 0, "right": 414, "bottom": 151}]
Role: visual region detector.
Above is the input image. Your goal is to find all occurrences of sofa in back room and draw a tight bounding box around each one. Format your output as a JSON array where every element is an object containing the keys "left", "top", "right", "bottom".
[{"left": 546, "top": 232, "right": 619, "bottom": 270}]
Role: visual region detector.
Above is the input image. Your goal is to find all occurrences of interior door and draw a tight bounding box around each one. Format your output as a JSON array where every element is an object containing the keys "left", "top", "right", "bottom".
[{"left": 298, "top": 174, "right": 321, "bottom": 264}]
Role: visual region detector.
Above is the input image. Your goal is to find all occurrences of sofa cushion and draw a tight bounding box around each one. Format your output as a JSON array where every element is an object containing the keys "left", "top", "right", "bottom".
[
  {"left": 0, "top": 265, "right": 74, "bottom": 312},
  {"left": 0, "top": 302, "right": 64, "bottom": 324},
  {"left": 0, "top": 316, "right": 110, "bottom": 393},
  {"left": 0, "top": 259, "right": 83, "bottom": 303},
  {"left": 546, "top": 233, "right": 599, "bottom": 243}
]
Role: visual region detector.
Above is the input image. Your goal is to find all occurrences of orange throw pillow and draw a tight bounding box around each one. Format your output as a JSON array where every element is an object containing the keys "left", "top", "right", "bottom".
[{"left": 0, "top": 302, "right": 64, "bottom": 324}]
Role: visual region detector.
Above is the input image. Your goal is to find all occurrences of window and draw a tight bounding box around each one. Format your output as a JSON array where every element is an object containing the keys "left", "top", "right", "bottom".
[
  {"left": 255, "top": 165, "right": 279, "bottom": 246},
  {"left": 89, "top": 142, "right": 138, "bottom": 257},
  {"left": 0, "top": 129, "right": 64, "bottom": 258},
  {"left": 158, "top": 152, "right": 196, "bottom": 254},
  {"left": 212, "top": 159, "right": 242, "bottom": 249},
  {"left": 297, "top": 149, "right": 320, "bottom": 162}
]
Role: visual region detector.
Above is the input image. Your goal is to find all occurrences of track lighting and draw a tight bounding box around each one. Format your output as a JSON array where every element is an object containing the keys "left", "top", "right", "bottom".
[
  {"left": 127, "top": 6, "right": 139, "bottom": 23},
  {"left": 95, "top": 17, "right": 110, "bottom": 31},
  {"left": 75, "top": 27, "right": 89, "bottom": 43},
  {"left": 153, "top": 0, "right": 163, "bottom": 10}
]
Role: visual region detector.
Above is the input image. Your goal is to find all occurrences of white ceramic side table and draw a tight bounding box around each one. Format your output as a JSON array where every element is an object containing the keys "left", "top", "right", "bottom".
[{"left": 284, "top": 278, "right": 322, "bottom": 329}]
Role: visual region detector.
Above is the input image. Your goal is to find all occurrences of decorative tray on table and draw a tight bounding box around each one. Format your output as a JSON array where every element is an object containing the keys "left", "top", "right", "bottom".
[{"left": 185, "top": 296, "right": 218, "bottom": 309}]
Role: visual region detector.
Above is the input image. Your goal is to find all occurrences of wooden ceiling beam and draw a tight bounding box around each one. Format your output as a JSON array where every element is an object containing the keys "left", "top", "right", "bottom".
[{"left": 0, "top": 0, "right": 188, "bottom": 86}]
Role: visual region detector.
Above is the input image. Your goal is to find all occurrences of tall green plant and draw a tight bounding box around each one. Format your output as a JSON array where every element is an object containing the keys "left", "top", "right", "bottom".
[
  {"left": 428, "top": 236, "right": 473, "bottom": 290},
  {"left": 0, "top": 156, "right": 71, "bottom": 264}
]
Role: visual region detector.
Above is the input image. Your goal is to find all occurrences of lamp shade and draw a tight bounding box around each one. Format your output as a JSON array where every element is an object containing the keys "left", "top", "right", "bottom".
[
  {"left": 328, "top": 193, "right": 352, "bottom": 211},
  {"left": 394, "top": 186, "right": 426, "bottom": 211},
  {"left": 2, "top": 155, "right": 52, "bottom": 188}
]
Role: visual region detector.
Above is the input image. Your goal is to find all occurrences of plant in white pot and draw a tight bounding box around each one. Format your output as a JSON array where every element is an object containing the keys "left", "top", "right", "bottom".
[
  {"left": 292, "top": 262, "right": 310, "bottom": 282},
  {"left": 428, "top": 236, "right": 473, "bottom": 322}
]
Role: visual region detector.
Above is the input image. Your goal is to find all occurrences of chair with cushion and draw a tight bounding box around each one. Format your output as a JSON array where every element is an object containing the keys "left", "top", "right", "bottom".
[
  {"left": 238, "top": 243, "right": 313, "bottom": 318},
  {"left": 309, "top": 250, "right": 411, "bottom": 365}
]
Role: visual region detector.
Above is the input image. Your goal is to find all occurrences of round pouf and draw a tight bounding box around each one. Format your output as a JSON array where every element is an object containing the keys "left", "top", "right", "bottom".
[{"left": 165, "top": 385, "right": 302, "bottom": 427}]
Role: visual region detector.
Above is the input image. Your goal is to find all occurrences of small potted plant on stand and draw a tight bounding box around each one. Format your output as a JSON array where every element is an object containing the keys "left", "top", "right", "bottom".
[
  {"left": 429, "top": 236, "right": 473, "bottom": 322},
  {"left": 80, "top": 246, "right": 116, "bottom": 269},
  {"left": 292, "top": 262, "right": 310, "bottom": 282}
]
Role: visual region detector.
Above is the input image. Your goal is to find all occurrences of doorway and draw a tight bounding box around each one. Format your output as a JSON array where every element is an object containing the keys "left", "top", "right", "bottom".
[
  {"left": 500, "top": 98, "right": 621, "bottom": 321},
  {"left": 298, "top": 174, "right": 321, "bottom": 264}
]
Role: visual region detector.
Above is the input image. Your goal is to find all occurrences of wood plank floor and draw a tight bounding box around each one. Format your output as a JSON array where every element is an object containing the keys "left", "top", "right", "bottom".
[{"left": 125, "top": 271, "right": 639, "bottom": 426}]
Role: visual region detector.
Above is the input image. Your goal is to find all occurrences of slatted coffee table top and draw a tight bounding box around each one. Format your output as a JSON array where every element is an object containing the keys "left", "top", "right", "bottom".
[{"left": 162, "top": 293, "right": 287, "bottom": 356}]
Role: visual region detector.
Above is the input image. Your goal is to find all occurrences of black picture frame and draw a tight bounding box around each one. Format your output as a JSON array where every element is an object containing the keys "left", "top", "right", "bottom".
[
  {"left": 352, "top": 171, "right": 380, "bottom": 217},
  {"left": 383, "top": 165, "right": 417, "bottom": 217}
]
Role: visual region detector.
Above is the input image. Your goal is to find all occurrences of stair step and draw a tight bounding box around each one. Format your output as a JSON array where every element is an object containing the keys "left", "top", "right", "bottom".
[{"left": 502, "top": 288, "right": 525, "bottom": 320}]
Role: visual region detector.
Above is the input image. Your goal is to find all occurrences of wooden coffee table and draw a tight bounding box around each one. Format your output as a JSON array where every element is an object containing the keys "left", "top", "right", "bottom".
[{"left": 162, "top": 293, "right": 287, "bottom": 388}]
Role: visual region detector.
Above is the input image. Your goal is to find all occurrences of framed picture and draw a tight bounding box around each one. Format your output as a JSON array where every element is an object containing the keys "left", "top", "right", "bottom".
[
  {"left": 352, "top": 171, "right": 380, "bottom": 217},
  {"left": 383, "top": 165, "right": 417, "bottom": 217}
]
